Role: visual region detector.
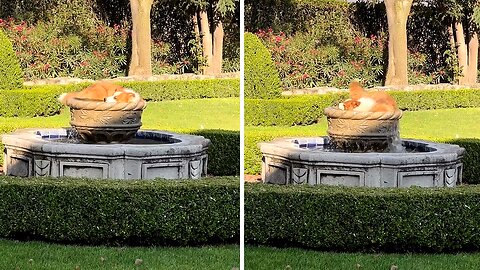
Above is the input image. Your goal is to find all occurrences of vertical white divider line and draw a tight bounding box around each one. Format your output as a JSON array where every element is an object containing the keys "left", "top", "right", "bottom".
[{"left": 239, "top": 0, "right": 245, "bottom": 268}]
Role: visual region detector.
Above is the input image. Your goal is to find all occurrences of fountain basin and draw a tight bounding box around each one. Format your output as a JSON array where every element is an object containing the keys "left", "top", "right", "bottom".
[
  {"left": 2, "top": 128, "right": 209, "bottom": 180},
  {"left": 66, "top": 97, "right": 147, "bottom": 143},
  {"left": 259, "top": 137, "right": 464, "bottom": 187},
  {"left": 324, "top": 107, "right": 402, "bottom": 151}
]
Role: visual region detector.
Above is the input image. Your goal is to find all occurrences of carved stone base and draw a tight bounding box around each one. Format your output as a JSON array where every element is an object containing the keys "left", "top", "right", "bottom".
[
  {"left": 2, "top": 129, "right": 210, "bottom": 180},
  {"left": 260, "top": 137, "right": 465, "bottom": 188}
]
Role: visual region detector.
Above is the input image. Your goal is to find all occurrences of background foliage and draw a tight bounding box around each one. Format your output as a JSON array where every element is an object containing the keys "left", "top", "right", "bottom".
[
  {"left": 0, "top": 0, "right": 240, "bottom": 80},
  {"left": 244, "top": 0, "right": 460, "bottom": 88}
]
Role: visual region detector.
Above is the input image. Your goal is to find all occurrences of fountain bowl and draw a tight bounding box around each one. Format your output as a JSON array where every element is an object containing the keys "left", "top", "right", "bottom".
[
  {"left": 65, "top": 97, "right": 147, "bottom": 143},
  {"left": 324, "top": 107, "right": 403, "bottom": 151}
]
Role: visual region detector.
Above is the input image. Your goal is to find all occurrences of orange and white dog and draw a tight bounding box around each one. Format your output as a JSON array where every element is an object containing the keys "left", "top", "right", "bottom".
[
  {"left": 58, "top": 81, "right": 142, "bottom": 104},
  {"left": 339, "top": 80, "right": 397, "bottom": 112}
]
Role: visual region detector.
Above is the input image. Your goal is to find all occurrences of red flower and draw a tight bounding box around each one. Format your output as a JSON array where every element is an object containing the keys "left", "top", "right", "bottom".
[
  {"left": 275, "top": 36, "right": 282, "bottom": 43},
  {"left": 354, "top": 36, "right": 361, "bottom": 44},
  {"left": 43, "top": 63, "right": 51, "bottom": 71},
  {"left": 301, "top": 73, "right": 309, "bottom": 80},
  {"left": 338, "top": 70, "right": 345, "bottom": 76},
  {"left": 15, "top": 25, "right": 23, "bottom": 32}
]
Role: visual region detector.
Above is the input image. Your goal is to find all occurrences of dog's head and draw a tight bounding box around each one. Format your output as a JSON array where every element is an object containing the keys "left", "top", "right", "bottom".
[
  {"left": 104, "top": 88, "right": 141, "bottom": 103},
  {"left": 339, "top": 99, "right": 361, "bottom": 110}
]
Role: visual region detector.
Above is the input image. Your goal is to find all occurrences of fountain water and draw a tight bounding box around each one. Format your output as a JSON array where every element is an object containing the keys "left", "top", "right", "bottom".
[
  {"left": 2, "top": 96, "right": 210, "bottom": 180},
  {"left": 260, "top": 106, "right": 464, "bottom": 188}
]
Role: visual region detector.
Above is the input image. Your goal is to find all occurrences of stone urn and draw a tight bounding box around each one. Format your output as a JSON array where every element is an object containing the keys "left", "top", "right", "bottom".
[
  {"left": 65, "top": 97, "right": 147, "bottom": 143},
  {"left": 324, "top": 106, "right": 403, "bottom": 152}
]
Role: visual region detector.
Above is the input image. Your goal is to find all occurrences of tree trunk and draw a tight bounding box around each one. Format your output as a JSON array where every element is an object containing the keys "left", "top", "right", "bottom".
[
  {"left": 128, "top": 0, "right": 153, "bottom": 76},
  {"left": 212, "top": 21, "right": 224, "bottom": 74},
  {"left": 199, "top": 10, "right": 214, "bottom": 75},
  {"left": 454, "top": 20, "right": 478, "bottom": 85},
  {"left": 467, "top": 32, "right": 478, "bottom": 83},
  {"left": 384, "top": 0, "right": 413, "bottom": 86},
  {"left": 196, "top": 9, "right": 224, "bottom": 75}
]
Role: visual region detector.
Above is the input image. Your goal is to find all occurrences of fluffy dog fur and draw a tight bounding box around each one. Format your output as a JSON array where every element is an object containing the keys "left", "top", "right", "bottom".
[
  {"left": 58, "top": 82, "right": 141, "bottom": 104},
  {"left": 339, "top": 81, "right": 397, "bottom": 112}
]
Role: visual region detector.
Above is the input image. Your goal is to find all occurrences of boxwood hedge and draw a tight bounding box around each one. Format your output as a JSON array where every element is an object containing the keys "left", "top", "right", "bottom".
[
  {"left": 0, "top": 29, "right": 23, "bottom": 90},
  {"left": 192, "top": 130, "right": 240, "bottom": 176},
  {"left": 245, "top": 183, "right": 480, "bottom": 252},
  {"left": 245, "top": 88, "right": 480, "bottom": 126},
  {"left": 0, "top": 176, "right": 239, "bottom": 246},
  {"left": 0, "top": 78, "right": 239, "bottom": 117}
]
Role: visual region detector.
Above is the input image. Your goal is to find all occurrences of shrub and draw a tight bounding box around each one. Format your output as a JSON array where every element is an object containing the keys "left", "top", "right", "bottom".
[
  {"left": 0, "top": 29, "right": 23, "bottom": 89},
  {"left": 244, "top": 32, "right": 282, "bottom": 99},
  {"left": 245, "top": 183, "right": 480, "bottom": 252},
  {"left": 0, "top": 18, "right": 180, "bottom": 80},
  {"left": 192, "top": 130, "right": 240, "bottom": 176},
  {"left": 245, "top": 88, "right": 480, "bottom": 126},
  {"left": 0, "top": 176, "right": 239, "bottom": 246},
  {"left": 0, "top": 78, "right": 239, "bottom": 117}
]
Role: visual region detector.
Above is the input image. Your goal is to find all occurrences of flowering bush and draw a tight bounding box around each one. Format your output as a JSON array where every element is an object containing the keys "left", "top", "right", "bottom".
[
  {"left": 257, "top": 28, "right": 386, "bottom": 89},
  {"left": 258, "top": 28, "right": 438, "bottom": 88},
  {"left": 0, "top": 18, "right": 178, "bottom": 80}
]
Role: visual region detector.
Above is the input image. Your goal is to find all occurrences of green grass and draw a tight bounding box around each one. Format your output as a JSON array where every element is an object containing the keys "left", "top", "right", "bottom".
[
  {"left": 245, "top": 246, "right": 480, "bottom": 270},
  {"left": 0, "top": 239, "right": 239, "bottom": 270},
  {"left": 246, "top": 108, "right": 480, "bottom": 139},
  {"left": 0, "top": 98, "right": 240, "bottom": 133}
]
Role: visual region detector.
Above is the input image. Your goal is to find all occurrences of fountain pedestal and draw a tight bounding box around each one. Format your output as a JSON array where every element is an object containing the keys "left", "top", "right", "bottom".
[
  {"left": 260, "top": 137, "right": 464, "bottom": 187},
  {"left": 2, "top": 128, "right": 210, "bottom": 180}
]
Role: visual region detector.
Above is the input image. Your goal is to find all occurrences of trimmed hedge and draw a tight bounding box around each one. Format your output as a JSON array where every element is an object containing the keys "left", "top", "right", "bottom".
[
  {"left": 0, "top": 29, "right": 23, "bottom": 90},
  {"left": 192, "top": 130, "right": 240, "bottom": 176},
  {"left": 245, "top": 88, "right": 480, "bottom": 126},
  {"left": 244, "top": 32, "right": 282, "bottom": 99},
  {"left": 0, "top": 176, "right": 239, "bottom": 246},
  {"left": 245, "top": 183, "right": 480, "bottom": 252},
  {"left": 0, "top": 78, "right": 239, "bottom": 117},
  {"left": 245, "top": 133, "right": 480, "bottom": 184}
]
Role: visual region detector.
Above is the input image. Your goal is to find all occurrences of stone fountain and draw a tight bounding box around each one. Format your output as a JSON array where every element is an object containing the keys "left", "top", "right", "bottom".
[
  {"left": 2, "top": 95, "right": 210, "bottom": 180},
  {"left": 260, "top": 106, "right": 464, "bottom": 188}
]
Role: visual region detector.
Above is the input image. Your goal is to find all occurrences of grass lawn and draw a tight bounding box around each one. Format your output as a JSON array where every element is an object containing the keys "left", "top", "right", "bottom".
[
  {"left": 0, "top": 239, "right": 239, "bottom": 270},
  {"left": 245, "top": 108, "right": 480, "bottom": 140},
  {"left": 0, "top": 98, "right": 240, "bottom": 133},
  {"left": 245, "top": 246, "right": 480, "bottom": 270}
]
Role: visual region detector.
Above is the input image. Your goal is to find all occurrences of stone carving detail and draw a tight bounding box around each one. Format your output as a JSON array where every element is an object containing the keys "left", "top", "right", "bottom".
[
  {"left": 66, "top": 97, "right": 147, "bottom": 143},
  {"left": 291, "top": 167, "right": 308, "bottom": 184},
  {"left": 324, "top": 107, "right": 403, "bottom": 151},
  {"left": 190, "top": 160, "right": 201, "bottom": 179},
  {"left": 445, "top": 168, "right": 457, "bottom": 187},
  {"left": 34, "top": 160, "right": 51, "bottom": 177}
]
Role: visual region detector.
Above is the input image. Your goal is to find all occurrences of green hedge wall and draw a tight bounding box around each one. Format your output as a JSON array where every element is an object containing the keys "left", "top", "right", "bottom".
[
  {"left": 191, "top": 130, "right": 240, "bottom": 176},
  {"left": 0, "top": 78, "right": 239, "bottom": 117},
  {"left": 245, "top": 183, "right": 480, "bottom": 252},
  {"left": 0, "top": 176, "right": 239, "bottom": 246},
  {"left": 245, "top": 89, "right": 480, "bottom": 126},
  {"left": 245, "top": 134, "right": 480, "bottom": 184}
]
